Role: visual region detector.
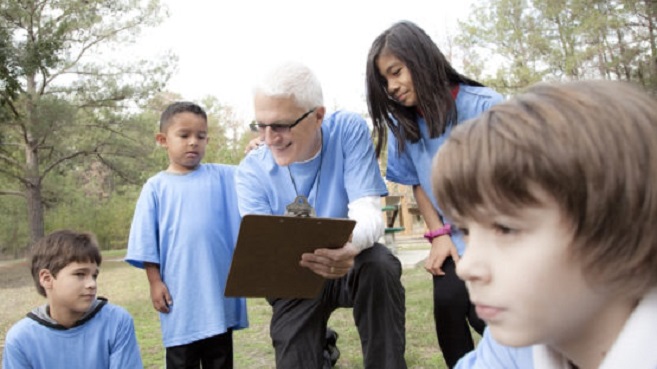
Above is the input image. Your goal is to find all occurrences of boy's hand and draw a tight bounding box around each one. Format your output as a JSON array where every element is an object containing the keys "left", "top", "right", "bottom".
[
  {"left": 300, "top": 242, "right": 358, "bottom": 279},
  {"left": 424, "top": 236, "right": 459, "bottom": 276},
  {"left": 149, "top": 281, "right": 173, "bottom": 313},
  {"left": 244, "top": 137, "right": 264, "bottom": 153}
]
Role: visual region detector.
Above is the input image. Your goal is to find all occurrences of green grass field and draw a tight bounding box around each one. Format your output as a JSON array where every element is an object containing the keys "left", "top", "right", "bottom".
[{"left": 0, "top": 250, "right": 451, "bottom": 368}]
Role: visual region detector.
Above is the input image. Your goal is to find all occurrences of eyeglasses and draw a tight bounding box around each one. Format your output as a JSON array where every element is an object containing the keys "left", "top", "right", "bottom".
[{"left": 250, "top": 108, "right": 316, "bottom": 134}]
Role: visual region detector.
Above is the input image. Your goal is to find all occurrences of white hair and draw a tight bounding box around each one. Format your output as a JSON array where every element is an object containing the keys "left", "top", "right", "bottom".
[{"left": 253, "top": 61, "right": 324, "bottom": 110}]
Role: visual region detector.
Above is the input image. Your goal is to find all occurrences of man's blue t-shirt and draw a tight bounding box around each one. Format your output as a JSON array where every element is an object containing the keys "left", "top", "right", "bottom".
[
  {"left": 386, "top": 85, "right": 504, "bottom": 255},
  {"left": 125, "top": 163, "right": 248, "bottom": 347},
  {"left": 236, "top": 110, "right": 387, "bottom": 217}
]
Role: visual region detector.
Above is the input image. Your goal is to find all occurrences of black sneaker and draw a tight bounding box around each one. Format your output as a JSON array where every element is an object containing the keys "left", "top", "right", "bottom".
[{"left": 322, "top": 327, "right": 340, "bottom": 368}]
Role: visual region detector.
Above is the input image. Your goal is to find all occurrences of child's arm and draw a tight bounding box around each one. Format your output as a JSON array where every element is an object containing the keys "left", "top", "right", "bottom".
[
  {"left": 144, "top": 262, "right": 173, "bottom": 313},
  {"left": 2, "top": 336, "right": 31, "bottom": 369},
  {"left": 109, "top": 306, "right": 144, "bottom": 369},
  {"left": 413, "top": 185, "right": 460, "bottom": 275}
]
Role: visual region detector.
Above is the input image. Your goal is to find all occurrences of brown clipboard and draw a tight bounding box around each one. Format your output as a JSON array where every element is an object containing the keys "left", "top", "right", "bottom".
[{"left": 225, "top": 214, "right": 356, "bottom": 299}]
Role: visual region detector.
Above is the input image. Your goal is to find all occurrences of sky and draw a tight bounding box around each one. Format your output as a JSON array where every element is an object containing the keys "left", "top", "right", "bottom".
[{"left": 134, "top": 0, "right": 476, "bottom": 120}]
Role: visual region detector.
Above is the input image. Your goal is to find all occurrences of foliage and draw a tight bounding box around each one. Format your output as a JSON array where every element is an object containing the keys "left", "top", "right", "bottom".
[
  {"left": 457, "top": 0, "right": 657, "bottom": 94},
  {"left": 3, "top": 0, "right": 654, "bottom": 257},
  {"left": 0, "top": 22, "right": 20, "bottom": 104},
  {"left": 0, "top": 191, "right": 28, "bottom": 257},
  {"left": 0, "top": 0, "right": 176, "bottom": 248},
  {"left": 201, "top": 95, "right": 253, "bottom": 165}
]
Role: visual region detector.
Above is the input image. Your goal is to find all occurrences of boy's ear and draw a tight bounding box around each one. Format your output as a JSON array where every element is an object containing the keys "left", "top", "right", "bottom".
[
  {"left": 155, "top": 132, "right": 167, "bottom": 148},
  {"left": 39, "top": 269, "right": 54, "bottom": 291}
]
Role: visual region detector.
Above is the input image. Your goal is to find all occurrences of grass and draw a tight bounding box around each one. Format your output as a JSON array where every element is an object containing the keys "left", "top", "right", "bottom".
[{"left": 0, "top": 250, "right": 450, "bottom": 369}]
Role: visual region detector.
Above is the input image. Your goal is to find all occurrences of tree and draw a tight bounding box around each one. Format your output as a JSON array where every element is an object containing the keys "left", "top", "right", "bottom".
[
  {"left": 623, "top": 0, "right": 657, "bottom": 90},
  {"left": 457, "top": 0, "right": 657, "bottom": 93},
  {"left": 457, "top": 0, "right": 550, "bottom": 94},
  {"left": 0, "top": 22, "right": 20, "bottom": 106},
  {"left": 0, "top": 0, "right": 176, "bottom": 245},
  {"left": 201, "top": 96, "right": 252, "bottom": 165}
]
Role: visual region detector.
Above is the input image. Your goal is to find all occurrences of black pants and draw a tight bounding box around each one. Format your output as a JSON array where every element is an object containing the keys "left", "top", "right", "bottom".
[
  {"left": 165, "top": 330, "right": 233, "bottom": 369},
  {"left": 268, "top": 243, "right": 407, "bottom": 369},
  {"left": 433, "top": 257, "right": 485, "bottom": 369}
]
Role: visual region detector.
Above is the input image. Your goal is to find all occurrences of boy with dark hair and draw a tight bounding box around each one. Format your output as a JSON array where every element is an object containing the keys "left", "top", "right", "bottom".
[
  {"left": 431, "top": 80, "right": 657, "bottom": 369},
  {"left": 126, "top": 101, "right": 248, "bottom": 369},
  {"left": 3, "top": 229, "right": 143, "bottom": 369}
]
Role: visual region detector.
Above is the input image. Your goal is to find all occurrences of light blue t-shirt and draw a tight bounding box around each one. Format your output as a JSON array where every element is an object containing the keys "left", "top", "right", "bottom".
[
  {"left": 2, "top": 303, "right": 143, "bottom": 369},
  {"left": 455, "top": 329, "right": 533, "bottom": 369},
  {"left": 236, "top": 110, "right": 387, "bottom": 217},
  {"left": 125, "top": 163, "right": 248, "bottom": 348},
  {"left": 386, "top": 85, "right": 504, "bottom": 255}
]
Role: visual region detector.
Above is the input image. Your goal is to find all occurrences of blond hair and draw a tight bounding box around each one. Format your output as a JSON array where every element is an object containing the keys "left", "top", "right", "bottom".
[{"left": 432, "top": 80, "right": 657, "bottom": 297}]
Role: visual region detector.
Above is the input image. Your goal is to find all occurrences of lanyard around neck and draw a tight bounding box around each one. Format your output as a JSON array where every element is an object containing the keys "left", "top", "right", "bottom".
[{"left": 287, "top": 131, "right": 323, "bottom": 202}]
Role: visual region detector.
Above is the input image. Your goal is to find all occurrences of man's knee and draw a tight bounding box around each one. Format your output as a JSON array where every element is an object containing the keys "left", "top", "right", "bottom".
[
  {"left": 355, "top": 243, "right": 402, "bottom": 278},
  {"left": 349, "top": 245, "right": 404, "bottom": 306}
]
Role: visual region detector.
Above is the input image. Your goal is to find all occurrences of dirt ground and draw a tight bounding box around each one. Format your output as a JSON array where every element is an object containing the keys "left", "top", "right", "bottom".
[
  {"left": 0, "top": 260, "right": 32, "bottom": 288},
  {"left": 0, "top": 260, "right": 43, "bottom": 357}
]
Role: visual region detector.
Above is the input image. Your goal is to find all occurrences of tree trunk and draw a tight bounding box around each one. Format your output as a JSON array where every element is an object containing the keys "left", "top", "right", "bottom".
[
  {"left": 615, "top": 28, "right": 632, "bottom": 80},
  {"left": 25, "top": 173, "right": 44, "bottom": 244},
  {"left": 25, "top": 71, "right": 45, "bottom": 243},
  {"left": 646, "top": 0, "right": 657, "bottom": 90}
]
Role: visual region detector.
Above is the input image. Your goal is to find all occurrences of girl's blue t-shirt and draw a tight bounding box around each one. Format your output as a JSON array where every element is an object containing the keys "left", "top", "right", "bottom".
[{"left": 386, "top": 85, "right": 504, "bottom": 255}]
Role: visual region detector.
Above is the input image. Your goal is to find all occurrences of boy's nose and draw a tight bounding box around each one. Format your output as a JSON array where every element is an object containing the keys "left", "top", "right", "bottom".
[{"left": 456, "top": 236, "right": 490, "bottom": 284}]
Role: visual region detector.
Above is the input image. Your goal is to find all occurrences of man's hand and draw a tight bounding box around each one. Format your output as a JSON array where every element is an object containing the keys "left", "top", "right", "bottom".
[
  {"left": 424, "top": 236, "right": 460, "bottom": 276},
  {"left": 149, "top": 280, "right": 173, "bottom": 313},
  {"left": 244, "top": 137, "right": 264, "bottom": 153},
  {"left": 300, "top": 242, "right": 359, "bottom": 279}
]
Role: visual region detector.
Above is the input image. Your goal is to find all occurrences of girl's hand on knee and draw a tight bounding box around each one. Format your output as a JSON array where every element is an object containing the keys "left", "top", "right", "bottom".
[{"left": 425, "top": 237, "right": 459, "bottom": 276}]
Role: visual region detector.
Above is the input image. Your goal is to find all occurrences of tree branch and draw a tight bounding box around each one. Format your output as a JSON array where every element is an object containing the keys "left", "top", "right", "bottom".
[
  {"left": 46, "top": 21, "right": 145, "bottom": 86},
  {"left": 0, "top": 93, "right": 22, "bottom": 118},
  {"left": 0, "top": 190, "right": 25, "bottom": 198},
  {"left": 41, "top": 150, "right": 92, "bottom": 180},
  {"left": 0, "top": 165, "right": 29, "bottom": 185},
  {"left": 79, "top": 123, "right": 138, "bottom": 142},
  {"left": 0, "top": 151, "right": 21, "bottom": 168},
  {"left": 95, "top": 153, "right": 140, "bottom": 185}
]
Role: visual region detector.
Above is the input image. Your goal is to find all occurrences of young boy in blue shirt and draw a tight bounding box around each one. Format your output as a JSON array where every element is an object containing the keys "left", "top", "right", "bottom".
[
  {"left": 126, "top": 101, "right": 248, "bottom": 369},
  {"left": 431, "top": 80, "right": 657, "bottom": 369},
  {"left": 3, "top": 229, "right": 143, "bottom": 369}
]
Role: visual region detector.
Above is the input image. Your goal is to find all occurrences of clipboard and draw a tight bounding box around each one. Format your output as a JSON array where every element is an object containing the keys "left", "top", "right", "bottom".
[{"left": 225, "top": 214, "right": 356, "bottom": 299}]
